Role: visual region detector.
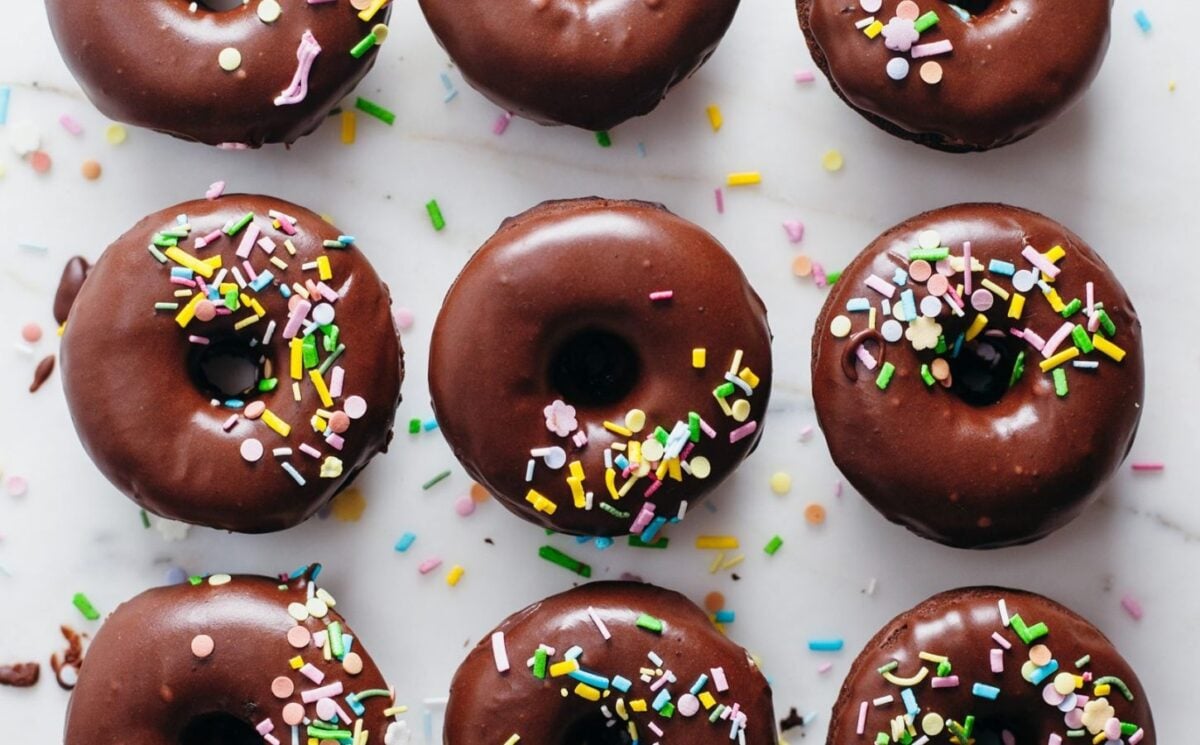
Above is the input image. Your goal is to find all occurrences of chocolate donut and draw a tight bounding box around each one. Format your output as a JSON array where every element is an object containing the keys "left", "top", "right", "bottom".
[
  {"left": 796, "top": 1, "right": 1112, "bottom": 151},
  {"left": 429, "top": 198, "right": 773, "bottom": 537},
  {"left": 65, "top": 565, "right": 407, "bottom": 745},
  {"left": 445, "top": 581, "right": 778, "bottom": 743},
  {"left": 830, "top": 587, "right": 1155, "bottom": 745},
  {"left": 417, "top": 0, "right": 741, "bottom": 131},
  {"left": 45, "top": 1, "right": 391, "bottom": 147},
  {"left": 60, "top": 192, "right": 403, "bottom": 533},
  {"left": 811, "top": 204, "right": 1142, "bottom": 548}
]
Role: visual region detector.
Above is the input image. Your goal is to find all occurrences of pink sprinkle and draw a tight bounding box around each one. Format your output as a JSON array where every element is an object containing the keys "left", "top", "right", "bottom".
[
  {"left": 1131, "top": 462, "right": 1164, "bottom": 472},
  {"left": 20, "top": 322, "right": 43, "bottom": 343},
  {"left": 864, "top": 273, "right": 896, "bottom": 299},
  {"left": 257, "top": 236, "right": 277, "bottom": 254},
  {"left": 783, "top": 220, "right": 805, "bottom": 243},
  {"left": 491, "top": 631, "right": 510, "bottom": 673},
  {"left": 714, "top": 187, "right": 725, "bottom": 214},
  {"left": 1048, "top": 736, "right": 1063, "bottom": 745},
  {"left": 1087, "top": 312, "right": 1101, "bottom": 333},
  {"left": 218, "top": 142, "right": 249, "bottom": 151},
  {"left": 236, "top": 223, "right": 261, "bottom": 259},
  {"left": 711, "top": 666, "right": 729, "bottom": 692},
  {"left": 325, "top": 433, "right": 345, "bottom": 451},
  {"left": 300, "top": 681, "right": 343, "bottom": 704},
  {"left": 5, "top": 476, "right": 28, "bottom": 497},
  {"left": 274, "top": 31, "right": 322, "bottom": 106},
  {"left": 188, "top": 335, "right": 210, "bottom": 345},
  {"left": 1085, "top": 281, "right": 1095, "bottom": 317},
  {"left": 1120, "top": 594, "right": 1144, "bottom": 620},
  {"left": 59, "top": 114, "right": 83, "bottom": 136},
  {"left": 648, "top": 722, "right": 665, "bottom": 737},
  {"left": 222, "top": 414, "right": 239, "bottom": 432},
  {"left": 170, "top": 276, "right": 197, "bottom": 287},
  {"left": 242, "top": 260, "right": 257, "bottom": 281},
  {"left": 1021, "top": 245, "right": 1060, "bottom": 278},
  {"left": 194, "top": 229, "right": 223, "bottom": 250},
  {"left": 698, "top": 416, "right": 717, "bottom": 439},
  {"left": 630, "top": 503, "right": 657, "bottom": 534},
  {"left": 264, "top": 735, "right": 280, "bottom": 745},
  {"left": 256, "top": 719, "right": 275, "bottom": 736},
  {"left": 1129, "top": 728, "right": 1145, "bottom": 745},
  {"left": 493, "top": 111, "right": 513, "bottom": 135},
  {"left": 587, "top": 606, "right": 612, "bottom": 640},
  {"left": 644, "top": 479, "right": 663, "bottom": 497},
  {"left": 834, "top": 480, "right": 843, "bottom": 497},
  {"left": 990, "top": 648, "right": 1004, "bottom": 673},
  {"left": 393, "top": 307, "right": 415, "bottom": 330},
  {"left": 314, "top": 282, "right": 339, "bottom": 302},
  {"left": 910, "top": 39, "right": 954, "bottom": 58},
  {"left": 855, "top": 344, "right": 878, "bottom": 371},
  {"left": 812, "top": 261, "right": 828, "bottom": 288},
  {"left": 298, "top": 443, "right": 322, "bottom": 459},
  {"left": 572, "top": 430, "right": 588, "bottom": 447},
  {"left": 931, "top": 676, "right": 960, "bottom": 688},
  {"left": 729, "top": 421, "right": 757, "bottom": 443},
  {"left": 206, "top": 181, "right": 226, "bottom": 200},
  {"left": 817, "top": 662, "right": 833, "bottom": 674},
  {"left": 454, "top": 495, "right": 476, "bottom": 517},
  {"left": 299, "top": 663, "right": 325, "bottom": 684},
  {"left": 962, "top": 242, "right": 973, "bottom": 295},
  {"left": 1041, "top": 322, "right": 1074, "bottom": 358},
  {"left": 418, "top": 557, "right": 442, "bottom": 574},
  {"left": 1020, "top": 328, "right": 1046, "bottom": 351},
  {"left": 991, "top": 631, "right": 1012, "bottom": 649},
  {"left": 282, "top": 300, "right": 311, "bottom": 339},
  {"left": 329, "top": 366, "right": 345, "bottom": 398},
  {"left": 649, "top": 290, "right": 674, "bottom": 301},
  {"left": 799, "top": 425, "right": 814, "bottom": 440},
  {"left": 856, "top": 701, "right": 868, "bottom": 735},
  {"left": 794, "top": 69, "right": 816, "bottom": 83}
]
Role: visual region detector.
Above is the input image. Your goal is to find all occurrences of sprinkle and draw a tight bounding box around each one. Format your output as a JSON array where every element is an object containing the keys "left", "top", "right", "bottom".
[
  {"left": 355, "top": 97, "right": 396, "bottom": 125},
  {"left": 808, "top": 638, "right": 844, "bottom": 652},
  {"left": 538, "top": 545, "right": 591, "bottom": 577},
  {"left": 493, "top": 111, "right": 514, "bottom": 135},
  {"left": 695, "top": 536, "right": 739, "bottom": 550},
  {"left": 0, "top": 86, "right": 8, "bottom": 124},
  {"left": 426, "top": 199, "right": 446, "bottom": 231},
  {"left": 191, "top": 634, "right": 215, "bottom": 658},
  {"left": 1091, "top": 334, "right": 1127, "bottom": 362},
  {"left": 714, "top": 188, "right": 725, "bottom": 214},
  {"left": 636, "top": 614, "right": 664, "bottom": 633},
  {"left": 341, "top": 111, "right": 357, "bottom": 144},
  {"left": 1120, "top": 594, "right": 1144, "bottom": 620},
  {"left": 875, "top": 361, "right": 896, "bottom": 389},
  {"left": 394, "top": 532, "right": 417, "bottom": 552},
  {"left": 972, "top": 683, "right": 1000, "bottom": 700},
  {"left": 726, "top": 172, "right": 762, "bottom": 187},
  {"left": 821, "top": 150, "right": 845, "bottom": 172},
  {"left": 1052, "top": 368, "right": 1069, "bottom": 397},
  {"left": 706, "top": 105, "right": 723, "bottom": 132},
  {"left": 729, "top": 421, "right": 758, "bottom": 443},
  {"left": 1133, "top": 9, "right": 1151, "bottom": 33},
  {"left": 763, "top": 535, "right": 784, "bottom": 555},
  {"left": 1131, "top": 461, "right": 1164, "bottom": 472},
  {"left": 445, "top": 565, "right": 465, "bottom": 586},
  {"left": 586, "top": 607, "right": 612, "bottom": 640},
  {"left": 280, "top": 462, "right": 306, "bottom": 486},
  {"left": 274, "top": 31, "right": 322, "bottom": 106},
  {"left": 422, "top": 470, "right": 452, "bottom": 490},
  {"left": 218, "top": 47, "right": 242, "bottom": 71},
  {"left": 595, "top": 130, "right": 612, "bottom": 147},
  {"left": 72, "top": 593, "right": 100, "bottom": 620}
]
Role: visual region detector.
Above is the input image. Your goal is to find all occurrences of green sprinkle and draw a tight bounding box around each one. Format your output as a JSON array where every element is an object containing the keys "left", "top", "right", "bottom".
[
  {"left": 1097, "top": 309, "right": 1117, "bottom": 337},
  {"left": 653, "top": 426, "right": 668, "bottom": 445},
  {"left": 408, "top": 418, "right": 422, "bottom": 434},
  {"left": 538, "top": 545, "right": 592, "bottom": 577},
  {"left": 258, "top": 378, "right": 279, "bottom": 392},
  {"left": 302, "top": 335, "right": 319, "bottom": 368},
  {"left": 152, "top": 234, "right": 179, "bottom": 248},
  {"left": 140, "top": 509, "right": 151, "bottom": 528},
  {"left": 1053, "top": 367, "right": 1069, "bottom": 397},
  {"left": 349, "top": 33, "right": 377, "bottom": 59},
  {"left": 688, "top": 412, "right": 701, "bottom": 442},
  {"left": 913, "top": 10, "right": 940, "bottom": 31},
  {"left": 1074, "top": 654, "right": 1091, "bottom": 668},
  {"left": 426, "top": 199, "right": 446, "bottom": 231},
  {"left": 875, "top": 733, "right": 891, "bottom": 745},
  {"left": 72, "top": 592, "right": 100, "bottom": 621},
  {"left": 224, "top": 289, "right": 239, "bottom": 311},
  {"left": 323, "top": 239, "right": 348, "bottom": 249},
  {"left": 224, "top": 212, "right": 254, "bottom": 236},
  {"left": 763, "top": 535, "right": 784, "bottom": 555},
  {"left": 826, "top": 269, "right": 842, "bottom": 285},
  {"left": 595, "top": 130, "right": 612, "bottom": 148},
  {"left": 635, "top": 613, "right": 664, "bottom": 633},
  {"left": 875, "top": 361, "right": 896, "bottom": 390},
  {"left": 317, "top": 343, "right": 346, "bottom": 375},
  {"left": 328, "top": 621, "right": 345, "bottom": 658},
  {"left": 1061, "top": 298, "right": 1083, "bottom": 317},
  {"left": 1121, "top": 723, "right": 1140, "bottom": 735},
  {"left": 909, "top": 247, "right": 950, "bottom": 261},
  {"left": 533, "top": 648, "right": 548, "bottom": 679},
  {"left": 877, "top": 660, "right": 899, "bottom": 675},
  {"left": 1071, "top": 325, "right": 1094, "bottom": 353},
  {"left": 1009, "top": 350, "right": 1026, "bottom": 388},
  {"left": 660, "top": 702, "right": 675, "bottom": 718},
  {"left": 147, "top": 245, "right": 168, "bottom": 263},
  {"left": 709, "top": 705, "right": 725, "bottom": 723},
  {"left": 920, "top": 363, "right": 935, "bottom": 387},
  {"left": 934, "top": 335, "right": 948, "bottom": 354},
  {"left": 714, "top": 382, "right": 736, "bottom": 398},
  {"left": 352, "top": 689, "right": 391, "bottom": 701},
  {"left": 355, "top": 97, "right": 396, "bottom": 125},
  {"left": 1009, "top": 614, "right": 1048, "bottom": 644},
  {"left": 599, "top": 503, "right": 631, "bottom": 519},
  {"left": 628, "top": 535, "right": 669, "bottom": 549},
  {"left": 421, "top": 470, "right": 452, "bottom": 490},
  {"left": 154, "top": 302, "right": 180, "bottom": 311},
  {"left": 1094, "top": 675, "right": 1135, "bottom": 701},
  {"left": 308, "top": 728, "right": 352, "bottom": 740},
  {"left": 188, "top": 575, "right": 204, "bottom": 586},
  {"left": 936, "top": 660, "right": 952, "bottom": 677}
]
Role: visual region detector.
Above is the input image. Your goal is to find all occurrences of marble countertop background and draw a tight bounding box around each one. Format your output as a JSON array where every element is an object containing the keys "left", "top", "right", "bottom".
[{"left": 1, "top": 0, "right": 1196, "bottom": 740}]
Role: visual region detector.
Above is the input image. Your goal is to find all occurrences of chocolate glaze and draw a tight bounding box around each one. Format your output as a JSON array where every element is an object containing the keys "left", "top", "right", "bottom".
[
  {"left": 64, "top": 568, "right": 400, "bottom": 744},
  {"left": 445, "top": 582, "right": 778, "bottom": 744},
  {"left": 54, "top": 256, "right": 90, "bottom": 327},
  {"left": 44, "top": 1, "right": 390, "bottom": 147},
  {"left": 29, "top": 354, "right": 56, "bottom": 394},
  {"left": 429, "top": 198, "right": 773, "bottom": 536},
  {"left": 811, "top": 204, "right": 1142, "bottom": 548},
  {"left": 0, "top": 662, "right": 40, "bottom": 688},
  {"left": 60, "top": 194, "right": 403, "bottom": 533},
  {"left": 829, "top": 587, "right": 1155, "bottom": 744},
  {"left": 417, "top": 0, "right": 741, "bottom": 131},
  {"left": 797, "top": 1, "right": 1112, "bottom": 151}
]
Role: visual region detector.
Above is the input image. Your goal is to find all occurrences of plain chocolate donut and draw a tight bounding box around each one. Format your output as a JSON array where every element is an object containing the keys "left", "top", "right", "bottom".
[
  {"left": 796, "top": 0, "right": 1112, "bottom": 151},
  {"left": 445, "top": 581, "right": 779, "bottom": 744},
  {"left": 60, "top": 193, "right": 403, "bottom": 533},
  {"left": 429, "top": 198, "right": 773, "bottom": 537},
  {"left": 64, "top": 566, "right": 405, "bottom": 745},
  {"left": 830, "top": 587, "right": 1155, "bottom": 745},
  {"left": 811, "top": 204, "right": 1142, "bottom": 548},
  {"left": 45, "top": 0, "right": 391, "bottom": 147},
  {"left": 417, "top": 0, "right": 741, "bottom": 130}
]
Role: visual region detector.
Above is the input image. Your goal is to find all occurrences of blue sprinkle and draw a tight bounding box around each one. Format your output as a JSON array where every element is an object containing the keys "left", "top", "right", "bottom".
[
  {"left": 972, "top": 682, "right": 1001, "bottom": 700},
  {"left": 250, "top": 270, "right": 275, "bottom": 292},
  {"left": 951, "top": 333, "right": 965, "bottom": 358},
  {"left": 422, "top": 419, "right": 439, "bottom": 432},
  {"left": 901, "top": 289, "right": 917, "bottom": 321},
  {"left": 0, "top": 86, "right": 9, "bottom": 125},
  {"left": 881, "top": 299, "right": 892, "bottom": 316},
  {"left": 279, "top": 284, "right": 292, "bottom": 299},
  {"left": 612, "top": 675, "right": 633, "bottom": 693},
  {"left": 988, "top": 259, "right": 1016, "bottom": 276},
  {"left": 651, "top": 689, "right": 672, "bottom": 711},
  {"left": 170, "top": 267, "right": 195, "bottom": 279},
  {"left": 614, "top": 454, "right": 630, "bottom": 470},
  {"left": 281, "top": 462, "right": 306, "bottom": 486},
  {"left": 575, "top": 535, "right": 593, "bottom": 544},
  {"left": 640, "top": 515, "right": 668, "bottom": 543},
  {"left": 345, "top": 693, "right": 365, "bottom": 716},
  {"left": 594, "top": 537, "right": 615, "bottom": 551},
  {"left": 337, "top": 235, "right": 356, "bottom": 245},
  {"left": 807, "top": 638, "right": 844, "bottom": 652},
  {"left": 714, "top": 610, "right": 735, "bottom": 624},
  {"left": 1134, "top": 9, "right": 1151, "bottom": 32},
  {"left": 1072, "top": 360, "right": 1101, "bottom": 369},
  {"left": 892, "top": 268, "right": 909, "bottom": 286},
  {"left": 223, "top": 399, "right": 245, "bottom": 409},
  {"left": 564, "top": 645, "right": 583, "bottom": 660},
  {"left": 394, "top": 532, "right": 417, "bottom": 552},
  {"left": 901, "top": 687, "right": 919, "bottom": 716},
  {"left": 165, "top": 566, "right": 189, "bottom": 585},
  {"left": 637, "top": 142, "right": 647, "bottom": 158},
  {"left": 1030, "top": 659, "right": 1059, "bottom": 686},
  {"left": 568, "top": 669, "right": 610, "bottom": 689},
  {"left": 846, "top": 297, "right": 871, "bottom": 312},
  {"left": 440, "top": 72, "right": 459, "bottom": 103},
  {"left": 690, "top": 674, "right": 709, "bottom": 695}
]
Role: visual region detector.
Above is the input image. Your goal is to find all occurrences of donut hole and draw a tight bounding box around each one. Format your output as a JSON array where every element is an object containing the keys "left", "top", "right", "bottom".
[
  {"left": 549, "top": 328, "right": 640, "bottom": 408},
  {"left": 968, "top": 717, "right": 1028, "bottom": 745},
  {"left": 945, "top": 0, "right": 996, "bottom": 16},
  {"left": 190, "top": 338, "right": 263, "bottom": 400},
  {"left": 561, "top": 713, "right": 629, "bottom": 744},
  {"left": 196, "top": 0, "right": 247, "bottom": 11},
  {"left": 178, "top": 712, "right": 261, "bottom": 745},
  {"left": 946, "top": 334, "right": 1018, "bottom": 407}
]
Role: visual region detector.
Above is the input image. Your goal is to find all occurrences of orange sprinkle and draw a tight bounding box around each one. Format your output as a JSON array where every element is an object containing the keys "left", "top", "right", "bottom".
[
  {"left": 792, "top": 255, "right": 813, "bottom": 277},
  {"left": 804, "top": 503, "right": 827, "bottom": 525},
  {"left": 470, "top": 482, "right": 490, "bottom": 503},
  {"left": 704, "top": 592, "right": 725, "bottom": 613},
  {"left": 30, "top": 150, "right": 52, "bottom": 174},
  {"left": 80, "top": 159, "right": 102, "bottom": 180}
]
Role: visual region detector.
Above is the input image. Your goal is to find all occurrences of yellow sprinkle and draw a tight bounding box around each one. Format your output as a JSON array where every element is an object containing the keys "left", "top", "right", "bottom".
[
  {"left": 58, "top": 323, "right": 66, "bottom": 337},
  {"left": 708, "top": 551, "right": 726, "bottom": 574},
  {"left": 290, "top": 282, "right": 309, "bottom": 299},
  {"left": 965, "top": 313, "right": 988, "bottom": 341},
  {"left": 1094, "top": 683, "right": 1112, "bottom": 697},
  {"left": 627, "top": 440, "right": 642, "bottom": 466},
  {"left": 292, "top": 382, "right": 302, "bottom": 402},
  {"left": 270, "top": 256, "right": 289, "bottom": 271},
  {"left": 1008, "top": 293, "right": 1026, "bottom": 319},
  {"left": 284, "top": 239, "right": 297, "bottom": 256},
  {"left": 502, "top": 736, "right": 521, "bottom": 745},
  {"left": 164, "top": 247, "right": 218, "bottom": 278},
  {"left": 667, "top": 458, "right": 682, "bottom": 482},
  {"left": 706, "top": 104, "right": 723, "bottom": 132},
  {"left": 738, "top": 367, "right": 759, "bottom": 389},
  {"left": 692, "top": 348, "right": 707, "bottom": 368},
  {"left": 603, "top": 421, "right": 634, "bottom": 437},
  {"left": 550, "top": 659, "right": 579, "bottom": 677},
  {"left": 699, "top": 691, "right": 716, "bottom": 709},
  {"left": 568, "top": 461, "right": 585, "bottom": 480},
  {"left": 655, "top": 460, "right": 669, "bottom": 481},
  {"left": 574, "top": 683, "right": 601, "bottom": 702},
  {"left": 312, "top": 415, "right": 328, "bottom": 433},
  {"left": 446, "top": 565, "right": 464, "bottom": 587},
  {"left": 568, "top": 477, "right": 586, "bottom": 508},
  {"left": 357, "top": 0, "right": 388, "bottom": 22},
  {"left": 289, "top": 656, "right": 304, "bottom": 669},
  {"left": 617, "top": 475, "right": 639, "bottom": 498},
  {"left": 105, "top": 123, "right": 127, "bottom": 145},
  {"left": 341, "top": 111, "right": 357, "bottom": 145},
  {"left": 1039, "top": 347, "right": 1080, "bottom": 372},
  {"left": 290, "top": 338, "right": 303, "bottom": 380},
  {"left": 868, "top": 306, "right": 876, "bottom": 330},
  {"left": 696, "top": 536, "right": 739, "bottom": 550},
  {"left": 352, "top": 719, "right": 364, "bottom": 745},
  {"left": 720, "top": 553, "right": 745, "bottom": 570},
  {"left": 382, "top": 706, "right": 406, "bottom": 717},
  {"left": 220, "top": 283, "right": 238, "bottom": 295},
  {"left": 821, "top": 149, "right": 845, "bottom": 172},
  {"left": 980, "top": 278, "right": 1010, "bottom": 300},
  {"left": 918, "top": 652, "right": 947, "bottom": 663},
  {"left": 233, "top": 315, "right": 260, "bottom": 331},
  {"left": 713, "top": 391, "right": 733, "bottom": 417},
  {"left": 174, "top": 293, "right": 205, "bottom": 328},
  {"left": 624, "top": 408, "right": 646, "bottom": 433},
  {"left": 249, "top": 298, "right": 265, "bottom": 317},
  {"left": 726, "top": 171, "right": 762, "bottom": 187},
  {"left": 728, "top": 349, "right": 744, "bottom": 375},
  {"left": 605, "top": 468, "right": 620, "bottom": 499},
  {"left": 317, "top": 255, "right": 333, "bottom": 281},
  {"left": 525, "top": 489, "right": 557, "bottom": 515},
  {"left": 1045, "top": 245, "right": 1066, "bottom": 263},
  {"left": 882, "top": 667, "right": 929, "bottom": 687},
  {"left": 630, "top": 699, "right": 648, "bottom": 712},
  {"left": 864, "top": 19, "right": 884, "bottom": 37},
  {"left": 1043, "top": 287, "right": 1065, "bottom": 312},
  {"left": 310, "top": 370, "right": 334, "bottom": 407},
  {"left": 769, "top": 472, "right": 792, "bottom": 495},
  {"left": 1092, "top": 335, "right": 1126, "bottom": 362},
  {"left": 262, "top": 409, "right": 292, "bottom": 438},
  {"left": 173, "top": 289, "right": 193, "bottom": 298}
]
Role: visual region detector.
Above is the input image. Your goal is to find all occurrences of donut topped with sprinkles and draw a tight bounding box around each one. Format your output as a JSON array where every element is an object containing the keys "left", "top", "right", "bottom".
[
  {"left": 60, "top": 190, "right": 404, "bottom": 533},
  {"left": 445, "top": 581, "right": 779, "bottom": 745},
  {"left": 45, "top": 0, "right": 392, "bottom": 147},
  {"left": 829, "top": 587, "right": 1155, "bottom": 745},
  {"left": 812, "top": 204, "right": 1143, "bottom": 549},
  {"left": 64, "top": 564, "right": 408, "bottom": 745}
]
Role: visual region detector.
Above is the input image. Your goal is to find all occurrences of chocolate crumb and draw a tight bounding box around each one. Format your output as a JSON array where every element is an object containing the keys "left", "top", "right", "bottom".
[
  {"left": 0, "top": 662, "right": 40, "bottom": 687},
  {"left": 780, "top": 707, "right": 806, "bottom": 732},
  {"left": 49, "top": 625, "right": 86, "bottom": 691},
  {"left": 29, "top": 354, "right": 56, "bottom": 393}
]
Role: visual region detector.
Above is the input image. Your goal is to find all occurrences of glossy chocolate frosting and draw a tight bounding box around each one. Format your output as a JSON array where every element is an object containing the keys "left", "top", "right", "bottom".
[
  {"left": 45, "top": 1, "right": 391, "bottom": 147},
  {"left": 811, "top": 204, "right": 1142, "bottom": 548},
  {"left": 417, "top": 0, "right": 741, "bottom": 131},
  {"left": 797, "top": 0, "right": 1112, "bottom": 151},
  {"left": 64, "top": 567, "right": 402, "bottom": 744},
  {"left": 60, "top": 194, "right": 403, "bottom": 533},
  {"left": 830, "top": 587, "right": 1155, "bottom": 745},
  {"left": 429, "top": 198, "right": 773, "bottom": 537},
  {"left": 446, "top": 581, "right": 778, "bottom": 744}
]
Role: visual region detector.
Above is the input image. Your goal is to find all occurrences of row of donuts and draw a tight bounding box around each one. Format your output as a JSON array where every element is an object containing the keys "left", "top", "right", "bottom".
[{"left": 44, "top": 0, "right": 1113, "bottom": 152}]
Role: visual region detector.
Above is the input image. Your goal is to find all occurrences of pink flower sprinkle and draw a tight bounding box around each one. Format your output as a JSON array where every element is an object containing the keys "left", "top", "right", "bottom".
[
  {"left": 783, "top": 220, "right": 805, "bottom": 243},
  {"left": 543, "top": 399, "right": 577, "bottom": 437}
]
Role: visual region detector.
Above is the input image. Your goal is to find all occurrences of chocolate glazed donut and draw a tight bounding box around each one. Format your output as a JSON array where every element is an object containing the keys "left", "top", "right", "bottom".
[
  {"left": 830, "top": 587, "right": 1155, "bottom": 745},
  {"left": 811, "top": 204, "right": 1142, "bottom": 548},
  {"left": 64, "top": 566, "right": 406, "bottom": 745},
  {"left": 429, "top": 198, "right": 773, "bottom": 537},
  {"left": 60, "top": 193, "right": 403, "bottom": 533},
  {"left": 445, "top": 582, "right": 778, "bottom": 744},
  {"left": 797, "top": 0, "right": 1112, "bottom": 151},
  {"left": 45, "top": 1, "right": 391, "bottom": 147},
  {"left": 417, "top": 0, "right": 741, "bottom": 130}
]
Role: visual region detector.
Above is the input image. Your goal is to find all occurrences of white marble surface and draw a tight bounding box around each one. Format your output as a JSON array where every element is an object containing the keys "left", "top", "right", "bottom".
[{"left": 1, "top": 0, "right": 1196, "bottom": 740}]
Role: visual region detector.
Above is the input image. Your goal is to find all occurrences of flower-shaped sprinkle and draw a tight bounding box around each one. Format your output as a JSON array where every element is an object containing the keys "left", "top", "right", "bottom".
[
  {"left": 1080, "top": 698, "right": 1115, "bottom": 735},
  {"left": 882, "top": 17, "right": 920, "bottom": 52},
  {"left": 904, "top": 316, "right": 942, "bottom": 351},
  {"left": 543, "top": 399, "right": 578, "bottom": 437}
]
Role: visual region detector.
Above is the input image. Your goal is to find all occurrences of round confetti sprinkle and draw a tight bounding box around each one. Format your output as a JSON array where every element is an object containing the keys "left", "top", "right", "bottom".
[
  {"left": 689, "top": 456, "right": 712, "bottom": 479},
  {"left": 704, "top": 592, "right": 725, "bottom": 613},
  {"left": 287, "top": 625, "right": 311, "bottom": 648},
  {"left": 30, "top": 150, "right": 52, "bottom": 174},
  {"left": 287, "top": 602, "right": 310, "bottom": 622},
  {"left": 470, "top": 482, "right": 490, "bottom": 502},
  {"left": 878, "top": 319, "right": 902, "bottom": 342},
  {"left": 257, "top": 0, "right": 282, "bottom": 22},
  {"left": 769, "top": 471, "right": 792, "bottom": 495},
  {"left": 104, "top": 124, "right": 127, "bottom": 145},
  {"left": 21, "top": 323, "right": 43, "bottom": 343},
  {"left": 315, "top": 698, "right": 338, "bottom": 721},
  {"left": 917, "top": 230, "right": 941, "bottom": 250},
  {"left": 922, "top": 713, "right": 945, "bottom": 736},
  {"left": 190, "top": 634, "right": 215, "bottom": 658},
  {"left": 393, "top": 307, "right": 414, "bottom": 330},
  {"left": 306, "top": 597, "right": 329, "bottom": 618},
  {"left": 920, "top": 61, "right": 944, "bottom": 85},
  {"left": 830, "top": 315, "right": 852, "bottom": 338},
  {"left": 271, "top": 676, "right": 294, "bottom": 698},
  {"left": 240, "top": 438, "right": 264, "bottom": 462},
  {"left": 859, "top": 0, "right": 882, "bottom": 11},
  {"left": 1029, "top": 644, "right": 1052, "bottom": 666},
  {"left": 931, "top": 358, "right": 951, "bottom": 381},
  {"left": 541, "top": 446, "right": 567, "bottom": 469},
  {"left": 244, "top": 401, "right": 266, "bottom": 419},
  {"left": 208, "top": 574, "right": 232, "bottom": 586},
  {"left": 1012, "top": 269, "right": 1037, "bottom": 292},
  {"left": 343, "top": 652, "right": 364, "bottom": 675},
  {"left": 677, "top": 693, "right": 701, "bottom": 717},
  {"left": 371, "top": 23, "right": 389, "bottom": 44},
  {"left": 5, "top": 475, "right": 28, "bottom": 497},
  {"left": 821, "top": 149, "right": 844, "bottom": 172},
  {"left": 195, "top": 300, "right": 217, "bottom": 323},
  {"left": 80, "top": 159, "right": 102, "bottom": 181},
  {"left": 804, "top": 503, "right": 827, "bottom": 525},
  {"left": 886, "top": 57, "right": 910, "bottom": 80},
  {"left": 218, "top": 47, "right": 243, "bottom": 72},
  {"left": 344, "top": 395, "right": 368, "bottom": 419},
  {"left": 282, "top": 702, "right": 306, "bottom": 726},
  {"left": 919, "top": 296, "right": 942, "bottom": 318},
  {"left": 970, "top": 289, "right": 994, "bottom": 312},
  {"left": 896, "top": 0, "right": 920, "bottom": 19},
  {"left": 791, "top": 255, "right": 813, "bottom": 277},
  {"left": 730, "top": 399, "right": 751, "bottom": 422},
  {"left": 909, "top": 259, "right": 932, "bottom": 282},
  {"left": 312, "top": 302, "right": 336, "bottom": 326},
  {"left": 624, "top": 408, "right": 647, "bottom": 433},
  {"left": 329, "top": 411, "right": 351, "bottom": 433},
  {"left": 454, "top": 495, "right": 476, "bottom": 517},
  {"left": 350, "top": 0, "right": 373, "bottom": 8},
  {"left": 926, "top": 274, "right": 949, "bottom": 296}
]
